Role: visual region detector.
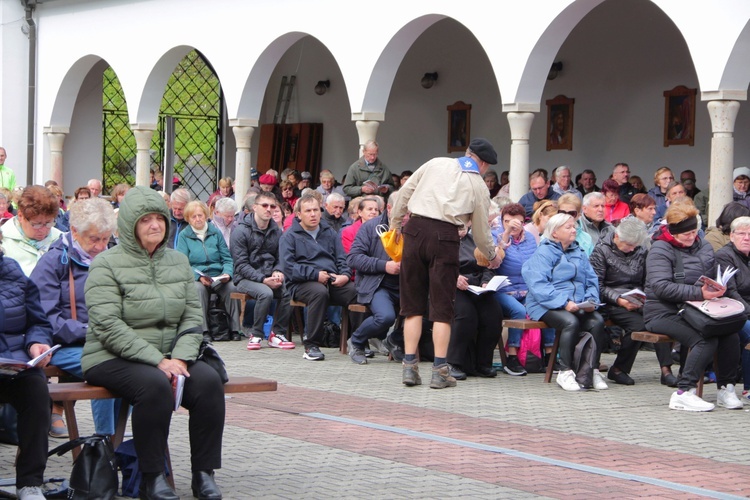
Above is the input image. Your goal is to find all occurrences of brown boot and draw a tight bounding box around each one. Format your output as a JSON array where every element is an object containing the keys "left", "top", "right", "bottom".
[
  {"left": 430, "top": 363, "right": 457, "bottom": 389},
  {"left": 402, "top": 359, "right": 421, "bottom": 386}
]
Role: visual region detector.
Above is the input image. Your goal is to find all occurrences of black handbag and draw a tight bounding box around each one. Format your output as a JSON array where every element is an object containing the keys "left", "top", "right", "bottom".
[
  {"left": 48, "top": 434, "right": 118, "bottom": 500},
  {"left": 673, "top": 251, "right": 746, "bottom": 337},
  {"left": 170, "top": 328, "right": 229, "bottom": 384}
]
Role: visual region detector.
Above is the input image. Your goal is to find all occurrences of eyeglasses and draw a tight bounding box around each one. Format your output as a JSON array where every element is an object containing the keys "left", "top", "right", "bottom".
[
  {"left": 256, "top": 203, "right": 277, "bottom": 209},
  {"left": 28, "top": 220, "right": 55, "bottom": 229},
  {"left": 558, "top": 210, "right": 578, "bottom": 218}
]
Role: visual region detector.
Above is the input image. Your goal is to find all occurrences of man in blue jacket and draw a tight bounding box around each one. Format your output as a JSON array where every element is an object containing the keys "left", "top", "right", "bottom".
[{"left": 279, "top": 193, "right": 356, "bottom": 361}]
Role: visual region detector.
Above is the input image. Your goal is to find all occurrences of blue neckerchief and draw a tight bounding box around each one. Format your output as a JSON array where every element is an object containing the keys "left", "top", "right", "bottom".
[{"left": 457, "top": 156, "right": 480, "bottom": 174}]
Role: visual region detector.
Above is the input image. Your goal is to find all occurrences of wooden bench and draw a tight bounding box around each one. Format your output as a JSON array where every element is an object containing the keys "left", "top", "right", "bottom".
[
  {"left": 502, "top": 319, "right": 551, "bottom": 380},
  {"left": 340, "top": 304, "right": 369, "bottom": 354},
  {"left": 230, "top": 291, "right": 254, "bottom": 329},
  {"left": 47, "top": 376, "right": 277, "bottom": 487}
]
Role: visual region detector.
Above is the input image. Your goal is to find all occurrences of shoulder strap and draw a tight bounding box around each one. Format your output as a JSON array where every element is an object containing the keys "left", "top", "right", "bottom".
[
  {"left": 673, "top": 248, "right": 685, "bottom": 283},
  {"left": 69, "top": 266, "right": 77, "bottom": 321}
]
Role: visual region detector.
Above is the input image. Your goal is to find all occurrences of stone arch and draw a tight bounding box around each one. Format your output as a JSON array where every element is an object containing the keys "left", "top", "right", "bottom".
[
  {"left": 719, "top": 18, "right": 750, "bottom": 92},
  {"left": 49, "top": 54, "right": 110, "bottom": 128},
  {"left": 133, "top": 45, "right": 196, "bottom": 125}
]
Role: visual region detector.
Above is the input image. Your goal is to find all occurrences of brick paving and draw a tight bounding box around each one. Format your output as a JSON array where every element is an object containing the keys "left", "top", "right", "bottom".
[{"left": 1, "top": 340, "right": 749, "bottom": 498}]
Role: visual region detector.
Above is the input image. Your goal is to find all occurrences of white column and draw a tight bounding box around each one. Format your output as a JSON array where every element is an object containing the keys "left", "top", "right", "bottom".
[
  {"left": 231, "top": 124, "right": 255, "bottom": 204},
  {"left": 44, "top": 127, "right": 69, "bottom": 190},
  {"left": 507, "top": 112, "right": 535, "bottom": 202},
  {"left": 355, "top": 120, "right": 380, "bottom": 156},
  {"left": 707, "top": 100, "right": 740, "bottom": 225},
  {"left": 132, "top": 125, "right": 157, "bottom": 187}
]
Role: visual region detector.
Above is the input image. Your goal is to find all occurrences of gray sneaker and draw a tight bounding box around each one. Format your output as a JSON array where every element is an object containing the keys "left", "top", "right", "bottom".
[
  {"left": 347, "top": 338, "right": 367, "bottom": 365},
  {"left": 402, "top": 359, "right": 422, "bottom": 386},
  {"left": 369, "top": 338, "right": 390, "bottom": 356},
  {"left": 430, "top": 363, "right": 458, "bottom": 389},
  {"left": 17, "top": 486, "right": 45, "bottom": 500}
]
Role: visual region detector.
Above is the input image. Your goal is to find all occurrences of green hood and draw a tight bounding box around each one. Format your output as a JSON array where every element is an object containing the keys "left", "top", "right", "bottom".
[{"left": 117, "top": 186, "right": 171, "bottom": 255}]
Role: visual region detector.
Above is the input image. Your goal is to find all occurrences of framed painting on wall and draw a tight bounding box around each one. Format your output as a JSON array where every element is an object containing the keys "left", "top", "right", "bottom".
[
  {"left": 663, "top": 85, "right": 696, "bottom": 147},
  {"left": 447, "top": 101, "right": 471, "bottom": 153},
  {"left": 546, "top": 95, "right": 575, "bottom": 151}
]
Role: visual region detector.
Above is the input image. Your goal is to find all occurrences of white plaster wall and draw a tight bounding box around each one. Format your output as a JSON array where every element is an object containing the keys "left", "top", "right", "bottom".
[
  {"left": 0, "top": 0, "right": 30, "bottom": 185},
  {"left": 63, "top": 61, "right": 105, "bottom": 193}
]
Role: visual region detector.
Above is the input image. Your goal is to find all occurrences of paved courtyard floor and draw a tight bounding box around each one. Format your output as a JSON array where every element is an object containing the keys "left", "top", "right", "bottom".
[{"left": 2, "top": 339, "right": 749, "bottom": 499}]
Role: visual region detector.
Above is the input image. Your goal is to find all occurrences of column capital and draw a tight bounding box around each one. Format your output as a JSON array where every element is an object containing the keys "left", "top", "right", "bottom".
[
  {"left": 229, "top": 118, "right": 259, "bottom": 128},
  {"left": 131, "top": 123, "right": 158, "bottom": 131},
  {"left": 43, "top": 126, "right": 70, "bottom": 135},
  {"left": 507, "top": 112, "right": 535, "bottom": 141},
  {"left": 707, "top": 100, "right": 740, "bottom": 134},
  {"left": 232, "top": 125, "right": 255, "bottom": 149},
  {"left": 355, "top": 120, "right": 381, "bottom": 153},
  {"left": 351, "top": 112, "right": 385, "bottom": 122}
]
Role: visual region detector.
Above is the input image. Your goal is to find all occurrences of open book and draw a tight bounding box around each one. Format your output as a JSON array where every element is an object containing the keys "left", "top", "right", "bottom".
[
  {"left": 194, "top": 269, "right": 228, "bottom": 283},
  {"left": 620, "top": 288, "right": 646, "bottom": 306},
  {"left": 363, "top": 180, "right": 390, "bottom": 192},
  {"left": 0, "top": 344, "right": 61, "bottom": 377},
  {"left": 574, "top": 299, "right": 604, "bottom": 311},
  {"left": 696, "top": 265, "right": 738, "bottom": 292},
  {"left": 467, "top": 275, "right": 512, "bottom": 295},
  {"left": 172, "top": 374, "right": 186, "bottom": 411}
]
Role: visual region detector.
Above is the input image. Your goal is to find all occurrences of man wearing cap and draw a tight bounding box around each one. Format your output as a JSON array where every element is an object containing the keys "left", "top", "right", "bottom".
[
  {"left": 258, "top": 173, "right": 282, "bottom": 202},
  {"left": 733, "top": 167, "right": 750, "bottom": 209},
  {"left": 680, "top": 170, "right": 700, "bottom": 199},
  {"left": 343, "top": 140, "right": 395, "bottom": 198},
  {"left": 298, "top": 171, "right": 312, "bottom": 192},
  {"left": 390, "top": 138, "right": 502, "bottom": 389}
]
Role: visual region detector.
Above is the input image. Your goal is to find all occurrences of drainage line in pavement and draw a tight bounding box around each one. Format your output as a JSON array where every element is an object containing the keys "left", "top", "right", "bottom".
[{"left": 301, "top": 412, "right": 744, "bottom": 500}]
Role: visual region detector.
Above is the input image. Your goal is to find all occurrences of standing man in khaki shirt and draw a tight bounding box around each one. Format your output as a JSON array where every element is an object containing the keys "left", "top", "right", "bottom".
[{"left": 391, "top": 138, "right": 501, "bottom": 389}]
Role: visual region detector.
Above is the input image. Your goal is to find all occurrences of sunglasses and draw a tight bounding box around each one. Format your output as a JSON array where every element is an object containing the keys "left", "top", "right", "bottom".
[
  {"left": 558, "top": 209, "right": 578, "bottom": 218},
  {"left": 256, "top": 203, "right": 277, "bottom": 209}
]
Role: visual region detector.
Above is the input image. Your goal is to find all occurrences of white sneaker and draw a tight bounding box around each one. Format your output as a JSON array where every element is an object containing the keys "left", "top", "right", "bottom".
[
  {"left": 669, "top": 388, "right": 715, "bottom": 412},
  {"left": 717, "top": 384, "right": 744, "bottom": 409},
  {"left": 17, "top": 486, "right": 45, "bottom": 500},
  {"left": 268, "top": 332, "right": 295, "bottom": 349},
  {"left": 593, "top": 369, "right": 609, "bottom": 390},
  {"left": 246, "top": 336, "right": 262, "bottom": 350},
  {"left": 556, "top": 369, "right": 581, "bottom": 391}
]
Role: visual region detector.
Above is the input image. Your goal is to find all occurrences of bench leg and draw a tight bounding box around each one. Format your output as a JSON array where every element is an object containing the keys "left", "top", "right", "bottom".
[
  {"left": 340, "top": 310, "right": 350, "bottom": 354},
  {"left": 61, "top": 401, "right": 81, "bottom": 461},
  {"left": 544, "top": 329, "right": 561, "bottom": 383},
  {"left": 497, "top": 327, "right": 508, "bottom": 368}
]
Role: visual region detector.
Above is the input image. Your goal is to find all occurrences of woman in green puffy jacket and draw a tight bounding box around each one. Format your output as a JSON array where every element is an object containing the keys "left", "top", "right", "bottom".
[{"left": 81, "top": 186, "right": 225, "bottom": 500}]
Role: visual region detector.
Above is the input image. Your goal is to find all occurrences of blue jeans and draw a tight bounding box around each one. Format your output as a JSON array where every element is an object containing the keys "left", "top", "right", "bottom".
[
  {"left": 51, "top": 346, "right": 122, "bottom": 436},
  {"left": 740, "top": 321, "right": 750, "bottom": 390},
  {"left": 350, "top": 288, "right": 399, "bottom": 348},
  {"left": 493, "top": 293, "right": 555, "bottom": 347}
]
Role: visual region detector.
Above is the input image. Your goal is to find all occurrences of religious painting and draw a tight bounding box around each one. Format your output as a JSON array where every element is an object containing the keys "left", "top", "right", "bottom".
[
  {"left": 546, "top": 95, "right": 574, "bottom": 151},
  {"left": 664, "top": 85, "right": 696, "bottom": 147},
  {"left": 447, "top": 101, "right": 471, "bottom": 153}
]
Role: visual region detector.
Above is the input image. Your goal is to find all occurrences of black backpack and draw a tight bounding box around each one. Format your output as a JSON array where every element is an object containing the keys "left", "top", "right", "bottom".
[
  {"left": 573, "top": 332, "right": 597, "bottom": 389},
  {"left": 48, "top": 434, "right": 118, "bottom": 499},
  {"left": 207, "top": 293, "right": 231, "bottom": 342},
  {"left": 322, "top": 321, "right": 341, "bottom": 348}
]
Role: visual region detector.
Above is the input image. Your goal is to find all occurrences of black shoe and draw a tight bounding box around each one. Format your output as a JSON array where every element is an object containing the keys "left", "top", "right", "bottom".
[
  {"left": 607, "top": 370, "right": 634, "bottom": 386},
  {"left": 661, "top": 372, "right": 678, "bottom": 387},
  {"left": 203, "top": 333, "right": 213, "bottom": 344},
  {"left": 140, "top": 472, "right": 178, "bottom": 500},
  {"left": 448, "top": 364, "right": 467, "bottom": 380},
  {"left": 503, "top": 356, "right": 527, "bottom": 376},
  {"left": 382, "top": 334, "right": 404, "bottom": 362},
  {"left": 476, "top": 366, "right": 498, "bottom": 378},
  {"left": 230, "top": 331, "right": 242, "bottom": 341},
  {"left": 192, "top": 470, "right": 222, "bottom": 499}
]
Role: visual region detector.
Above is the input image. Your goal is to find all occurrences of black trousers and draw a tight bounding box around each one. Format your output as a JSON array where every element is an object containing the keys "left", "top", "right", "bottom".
[
  {"left": 291, "top": 281, "right": 357, "bottom": 349},
  {"left": 0, "top": 367, "right": 50, "bottom": 488},
  {"left": 604, "top": 306, "right": 672, "bottom": 374},
  {"left": 447, "top": 290, "right": 502, "bottom": 374},
  {"left": 86, "top": 358, "right": 225, "bottom": 473},
  {"left": 646, "top": 314, "right": 739, "bottom": 391},
  {"left": 540, "top": 309, "right": 605, "bottom": 371}
]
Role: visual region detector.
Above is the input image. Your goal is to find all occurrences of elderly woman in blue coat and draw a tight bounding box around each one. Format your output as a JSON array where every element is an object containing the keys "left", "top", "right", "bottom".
[
  {"left": 522, "top": 213, "right": 607, "bottom": 392},
  {"left": 0, "top": 239, "right": 54, "bottom": 500}
]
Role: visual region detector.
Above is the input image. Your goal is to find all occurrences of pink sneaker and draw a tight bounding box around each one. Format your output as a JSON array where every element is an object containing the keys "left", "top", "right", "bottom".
[
  {"left": 267, "top": 332, "right": 295, "bottom": 349},
  {"left": 246, "top": 336, "right": 262, "bottom": 350}
]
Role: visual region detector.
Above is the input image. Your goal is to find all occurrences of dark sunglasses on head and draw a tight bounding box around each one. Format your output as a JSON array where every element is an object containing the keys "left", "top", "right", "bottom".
[
  {"left": 558, "top": 209, "right": 578, "bottom": 217},
  {"left": 256, "top": 203, "right": 277, "bottom": 209}
]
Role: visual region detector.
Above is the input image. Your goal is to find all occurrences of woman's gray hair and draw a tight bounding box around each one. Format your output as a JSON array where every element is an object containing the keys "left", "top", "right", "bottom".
[
  {"left": 69, "top": 197, "right": 117, "bottom": 234},
  {"left": 214, "top": 197, "right": 237, "bottom": 215},
  {"left": 542, "top": 213, "right": 574, "bottom": 241},
  {"left": 615, "top": 216, "right": 648, "bottom": 246},
  {"left": 730, "top": 216, "right": 750, "bottom": 232}
]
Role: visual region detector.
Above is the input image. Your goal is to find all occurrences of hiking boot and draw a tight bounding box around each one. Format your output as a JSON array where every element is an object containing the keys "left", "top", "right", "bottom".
[
  {"left": 717, "top": 384, "right": 744, "bottom": 409},
  {"left": 383, "top": 334, "right": 404, "bottom": 362},
  {"left": 669, "top": 388, "right": 714, "bottom": 412},
  {"left": 556, "top": 369, "right": 581, "bottom": 392},
  {"left": 347, "top": 338, "right": 367, "bottom": 365},
  {"left": 503, "top": 355, "right": 527, "bottom": 376},
  {"left": 430, "top": 363, "right": 457, "bottom": 389},
  {"left": 402, "top": 359, "right": 421, "bottom": 386},
  {"left": 268, "top": 332, "right": 295, "bottom": 349},
  {"left": 303, "top": 345, "right": 325, "bottom": 361},
  {"left": 246, "top": 336, "right": 262, "bottom": 350},
  {"left": 593, "top": 369, "right": 609, "bottom": 390}
]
